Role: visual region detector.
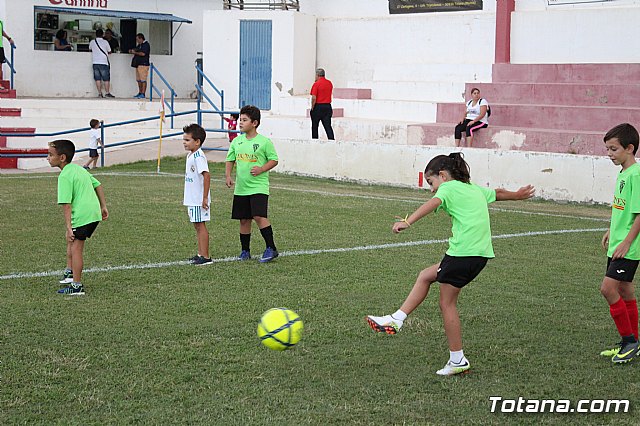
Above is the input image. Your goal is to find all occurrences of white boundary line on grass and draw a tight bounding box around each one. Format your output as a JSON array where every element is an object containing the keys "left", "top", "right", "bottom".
[
  {"left": 3, "top": 172, "right": 610, "bottom": 223},
  {"left": 0, "top": 227, "right": 607, "bottom": 281}
]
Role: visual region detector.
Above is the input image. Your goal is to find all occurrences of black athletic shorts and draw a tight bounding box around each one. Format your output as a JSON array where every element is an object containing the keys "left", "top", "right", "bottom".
[
  {"left": 436, "top": 254, "right": 489, "bottom": 288},
  {"left": 89, "top": 149, "right": 99, "bottom": 158},
  {"left": 232, "top": 194, "right": 269, "bottom": 219},
  {"left": 0, "top": 47, "right": 5, "bottom": 64},
  {"left": 606, "top": 257, "right": 640, "bottom": 283},
  {"left": 72, "top": 221, "right": 99, "bottom": 241}
]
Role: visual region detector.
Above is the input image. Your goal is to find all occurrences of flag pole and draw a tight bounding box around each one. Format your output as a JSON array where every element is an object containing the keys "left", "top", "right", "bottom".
[{"left": 157, "top": 90, "right": 166, "bottom": 174}]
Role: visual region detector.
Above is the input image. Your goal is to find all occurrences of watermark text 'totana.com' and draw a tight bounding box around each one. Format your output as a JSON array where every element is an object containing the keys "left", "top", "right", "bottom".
[{"left": 489, "top": 396, "right": 629, "bottom": 413}]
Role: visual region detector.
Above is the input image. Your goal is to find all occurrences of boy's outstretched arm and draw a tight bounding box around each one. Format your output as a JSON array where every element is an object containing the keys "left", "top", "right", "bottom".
[
  {"left": 495, "top": 185, "right": 535, "bottom": 201},
  {"left": 225, "top": 161, "right": 235, "bottom": 188},
  {"left": 612, "top": 214, "right": 640, "bottom": 260},
  {"left": 95, "top": 185, "right": 109, "bottom": 220},
  {"left": 392, "top": 197, "right": 442, "bottom": 233}
]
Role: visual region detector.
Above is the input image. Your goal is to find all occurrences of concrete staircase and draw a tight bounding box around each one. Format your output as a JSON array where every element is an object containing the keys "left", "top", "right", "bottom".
[{"left": 408, "top": 63, "right": 640, "bottom": 155}]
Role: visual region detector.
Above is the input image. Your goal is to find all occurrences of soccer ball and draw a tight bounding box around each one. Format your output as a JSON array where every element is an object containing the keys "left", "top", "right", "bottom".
[{"left": 257, "top": 308, "right": 304, "bottom": 351}]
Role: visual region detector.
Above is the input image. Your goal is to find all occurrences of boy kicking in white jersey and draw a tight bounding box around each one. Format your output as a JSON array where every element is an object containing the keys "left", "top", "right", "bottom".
[{"left": 183, "top": 123, "right": 212, "bottom": 265}]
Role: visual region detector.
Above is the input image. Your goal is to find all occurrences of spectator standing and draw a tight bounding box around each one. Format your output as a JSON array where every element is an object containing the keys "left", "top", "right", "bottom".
[
  {"left": 0, "top": 18, "right": 15, "bottom": 92},
  {"left": 129, "top": 33, "right": 150, "bottom": 99},
  {"left": 88, "top": 29, "right": 114, "bottom": 98},
  {"left": 224, "top": 113, "right": 239, "bottom": 143},
  {"left": 310, "top": 68, "right": 335, "bottom": 140}
]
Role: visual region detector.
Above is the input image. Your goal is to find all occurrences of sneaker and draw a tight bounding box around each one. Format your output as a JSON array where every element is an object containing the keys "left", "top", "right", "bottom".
[
  {"left": 259, "top": 247, "right": 279, "bottom": 263},
  {"left": 104, "top": 93, "right": 115, "bottom": 98},
  {"left": 612, "top": 341, "right": 640, "bottom": 364},
  {"left": 192, "top": 255, "right": 213, "bottom": 265},
  {"left": 59, "top": 269, "right": 73, "bottom": 284},
  {"left": 366, "top": 315, "right": 402, "bottom": 335},
  {"left": 238, "top": 250, "right": 251, "bottom": 261},
  {"left": 436, "top": 359, "right": 471, "bottom": 376},
  {"left": 600, "top": 341, "right": 622, "bottom": 357},
  {"left": 57, "top": 283, "right": 85, "bottom": 295},
  {"left": 188, "top": 254, "right": 200, "bottom": 263}
]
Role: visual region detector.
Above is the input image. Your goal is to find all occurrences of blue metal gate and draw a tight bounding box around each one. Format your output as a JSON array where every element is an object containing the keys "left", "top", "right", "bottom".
[{"left": 239, "top": 20, "right": 272, "bottom": 110}]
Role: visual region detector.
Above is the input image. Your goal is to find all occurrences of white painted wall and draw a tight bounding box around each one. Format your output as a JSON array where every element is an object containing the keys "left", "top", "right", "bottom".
[
  {"left": 274, "top": 139, "right": 617, "bottom": 204},
  {"left": 511, "top": 0, "right": 640, "bottom": 63},
  {"left": 2, "top": 0, "right": 217, "bottom": 98},
  {"left": 203, "top": 10, "right": 316, "bottom": 111},
  {"left": 315, "top": 11, "right": 496, "bottom": 97},
  {"left": 300, "top": 0, "right": 496, "bottom": 17}
]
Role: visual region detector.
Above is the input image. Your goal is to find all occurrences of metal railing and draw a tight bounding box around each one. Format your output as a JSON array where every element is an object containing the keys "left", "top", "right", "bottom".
[
  {"left": 223, "top": 0, "right": 300, "bottom": 10},
  {"left": 0, "top": 108, "right": 240, "bottom": 166},
  {"left": 5, "top": 43, "right": 16, "bottom": 89},
  {"left": 195, "top": 63, "right": 226, "bottom": 129},
  {"left": 149, "top": 63, "right": 176, "bottom": 128}
]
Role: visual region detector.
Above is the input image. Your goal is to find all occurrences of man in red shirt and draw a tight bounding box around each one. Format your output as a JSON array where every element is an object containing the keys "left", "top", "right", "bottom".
[{"left": 310, "top": 68, "right": 335, "bottom": 140}]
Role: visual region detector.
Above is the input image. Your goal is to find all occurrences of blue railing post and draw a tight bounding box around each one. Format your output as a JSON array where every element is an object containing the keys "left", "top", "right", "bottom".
[
  {"left": 100, "top": 120, "right": 105, "bottom": 167},
  {"left": 149, "top": 63, "right": 154, "bottom": 102},
  {"left": 220, "top": 89, "right": 225, "bottom": 129},
  {"left": 197, "top": 90, "right": 202, "bottom": 126},
  {"left": 10, "top": 44, "right": 15, "bottom": 89},
  {"left": 171, "top": 91, "right": 175, "bottom": 129}
]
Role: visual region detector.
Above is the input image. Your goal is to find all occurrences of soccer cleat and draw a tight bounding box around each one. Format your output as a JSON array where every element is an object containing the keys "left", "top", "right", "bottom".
[
  {"left": 238, "top": 250, "right": 251, "bottom": 261},
  {"left": 600, "top": 342, "right": 622, "bottom": 357},
  {"left": 612, "top": 341, "right": 640, "bottom": 364},
  {"left": 366, "top": 315, "right": 402, "bottom": 335},
  {"left": 436, "top": 359, "right": 471, "bottom": 376},
  {"left": 59, "top": 269, "right": 73, "bottom": 284},
  {"left": 188, "top": 255, "right": 200, "bottom": 263},
  {"left": 57, "top": 283, "right": 85, "bottom": 296},
  {"left": 104, "top": 93, "right": 115, "bottom": 98},
  {"left": 192, "top": 256, "right": 213, "bottom": 266},
  {"left": 259, "top": 247, "right": 279, "bottom": 263}
]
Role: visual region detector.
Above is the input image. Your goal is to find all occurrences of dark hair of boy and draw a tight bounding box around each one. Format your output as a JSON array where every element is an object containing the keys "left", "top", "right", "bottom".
[
  {"left": 604, "top": 123, "right": 639, "bottom": 154},
  {"left": 96, "top": 29, "right": 104, "bottom": 38},
  {"left": 240, "top": 105, "right": 261, "bottom": 128},
  {"left": 183, "top": 123, "right": 207, "bottom": 145},
  {"left": 425, "top": 152, "right": 471, "bottom": 183},
  {"left": 49, "top": 140, "right": 76, "bottom": 162},
  {"left": 136, "top": 33, "right": 145, "bottom": 40},
  {"left": 90, "top": 119, "right": 100, "bottom": 128},
  {"left": 231, "top": 113, "right": 239, "bottom": 120}
]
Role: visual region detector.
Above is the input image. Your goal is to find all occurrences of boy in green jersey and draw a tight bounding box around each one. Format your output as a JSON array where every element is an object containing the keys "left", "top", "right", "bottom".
[
  {"left": 599, "top": 123, "right": 640, "bottom": 363},
  {"left": 48, "top": 140, "right": 109, "bottom": 295},
  {"left": 366, "top": 153, "right": 535, "bottom": 376},
  {"left": 225, "top": 105, "right": 279, "bottom": 262}
]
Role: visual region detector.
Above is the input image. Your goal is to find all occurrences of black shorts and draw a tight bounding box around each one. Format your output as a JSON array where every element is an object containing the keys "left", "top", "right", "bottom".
[
  {"left": 72, "top": 221, "right": 99, "bottom": 241},
  {"left": 89, "top": 149, "right": 99, "bottom": 158},
  {"left": 232, "top": 194, "right": 269, "bottom": 219},
  {"left": 436, "top": 254, "right": 489, "bottom": 288},
  {"left": 606, "top": 257, "right": 640, "bottom": 283},
  {"left": 0, "top": 47, "right": 5, "bottom": 64}
]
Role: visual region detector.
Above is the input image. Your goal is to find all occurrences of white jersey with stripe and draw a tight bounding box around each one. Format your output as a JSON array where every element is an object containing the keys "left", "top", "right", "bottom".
[{"left": 183, "top": 148, "right": 210, "bottom": 206}]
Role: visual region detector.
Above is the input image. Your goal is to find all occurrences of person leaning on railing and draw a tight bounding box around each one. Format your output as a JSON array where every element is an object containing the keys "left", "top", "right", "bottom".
[{"left": 0, "top": 17, "right": 15, "bottom": 91}]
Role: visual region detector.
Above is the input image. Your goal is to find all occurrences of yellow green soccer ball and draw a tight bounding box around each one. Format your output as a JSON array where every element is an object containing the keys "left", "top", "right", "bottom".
[{"left": 257, "top": 308, "right": 304, "bottom": 351}]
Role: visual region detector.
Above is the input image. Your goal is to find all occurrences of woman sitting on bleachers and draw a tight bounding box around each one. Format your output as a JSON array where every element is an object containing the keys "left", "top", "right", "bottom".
[{"left": 454, "top": 87, "right": 489, "bottom": 147}]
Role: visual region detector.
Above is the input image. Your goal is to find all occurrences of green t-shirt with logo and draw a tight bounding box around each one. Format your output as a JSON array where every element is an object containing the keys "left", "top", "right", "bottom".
[
  {"left": 608, "top": 162, "right": 640, "bottom": 260},
  {"left": 433, "top": 180, "right": 497, "bottom": 258},
  {"left": 0, "top": 20, "right": 4, "bottom": 48},
  {"left": 225, "top": 133, "right": 279, "bottom": 196},
  {"left": 57, "top": 163, "right": 102, "bottom": 228}
]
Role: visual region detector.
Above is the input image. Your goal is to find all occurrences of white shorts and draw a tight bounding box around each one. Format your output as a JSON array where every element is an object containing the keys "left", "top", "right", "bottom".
[{"left": 187, "top": 205, "right": 211, "bottom": 223}]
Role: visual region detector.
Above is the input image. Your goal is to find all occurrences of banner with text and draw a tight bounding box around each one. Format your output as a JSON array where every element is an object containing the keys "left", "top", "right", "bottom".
[
  {"left": 389, "top": 0, "right": 482, "bottom": 14},
  {"left": 548, "top": 0, "right": 615, "bottom": 4}
]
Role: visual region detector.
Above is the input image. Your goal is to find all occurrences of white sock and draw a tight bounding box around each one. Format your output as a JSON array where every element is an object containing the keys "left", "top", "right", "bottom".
[
  {"left": 391, "top": 310, "right": 407, "bottom": 321},
  {"left": 450, "top": 350, "right": 465, "bottom": 364}
]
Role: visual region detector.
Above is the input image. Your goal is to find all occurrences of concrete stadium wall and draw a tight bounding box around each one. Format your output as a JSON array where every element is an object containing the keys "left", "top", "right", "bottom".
[
  {"left": 273, "top": 139, "right": 617, "bottom": 204},
  {"left": 511, "top": 0, "right": 640, "bottom": 63},
  {"left": 202, "top": 10, "right": 316, "bottom": 111},
  {"left": 1, "top": 0, "right": 215, "bottom": 98}
]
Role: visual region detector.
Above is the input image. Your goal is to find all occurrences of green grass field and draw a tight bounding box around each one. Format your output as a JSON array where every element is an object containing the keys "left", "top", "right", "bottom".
[{"left": 1, "top": 158, "right": 638, "bottom": 424}]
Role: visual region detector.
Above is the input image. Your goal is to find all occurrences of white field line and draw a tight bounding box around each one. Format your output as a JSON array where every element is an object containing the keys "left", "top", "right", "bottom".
[
  {"left": 0, "top": 228, "right": 606, "bottom": 281},
  {"left": 2, "top": 171, "right": 610, "bottom": 223}
]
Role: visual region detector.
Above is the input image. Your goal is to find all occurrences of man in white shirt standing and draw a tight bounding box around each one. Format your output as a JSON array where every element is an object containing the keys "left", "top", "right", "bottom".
[{"left": 88, "top": 29, "right": 113, "bottom": 98}]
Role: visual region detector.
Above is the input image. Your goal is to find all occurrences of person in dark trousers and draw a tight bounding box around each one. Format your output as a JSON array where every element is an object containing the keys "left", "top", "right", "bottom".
[{"left": 310, "top": 68, "right": 335, "bottom": 140}]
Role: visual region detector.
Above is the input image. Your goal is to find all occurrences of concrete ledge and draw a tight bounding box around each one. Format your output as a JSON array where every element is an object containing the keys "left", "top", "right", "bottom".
[
  {"left": 273, "top": 138, "right": 616, "bottom": 204},
  {"left": 334, "top": 88, "right": 372, "bottom": 99}
]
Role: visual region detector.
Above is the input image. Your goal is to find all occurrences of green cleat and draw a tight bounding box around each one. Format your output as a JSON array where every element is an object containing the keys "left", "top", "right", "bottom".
[
  {"left": 612, "top": 341, "right": 640, "bottom": 364},
  {"left": 600, "top": 342, "right": 622, "bottom": 357}
]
